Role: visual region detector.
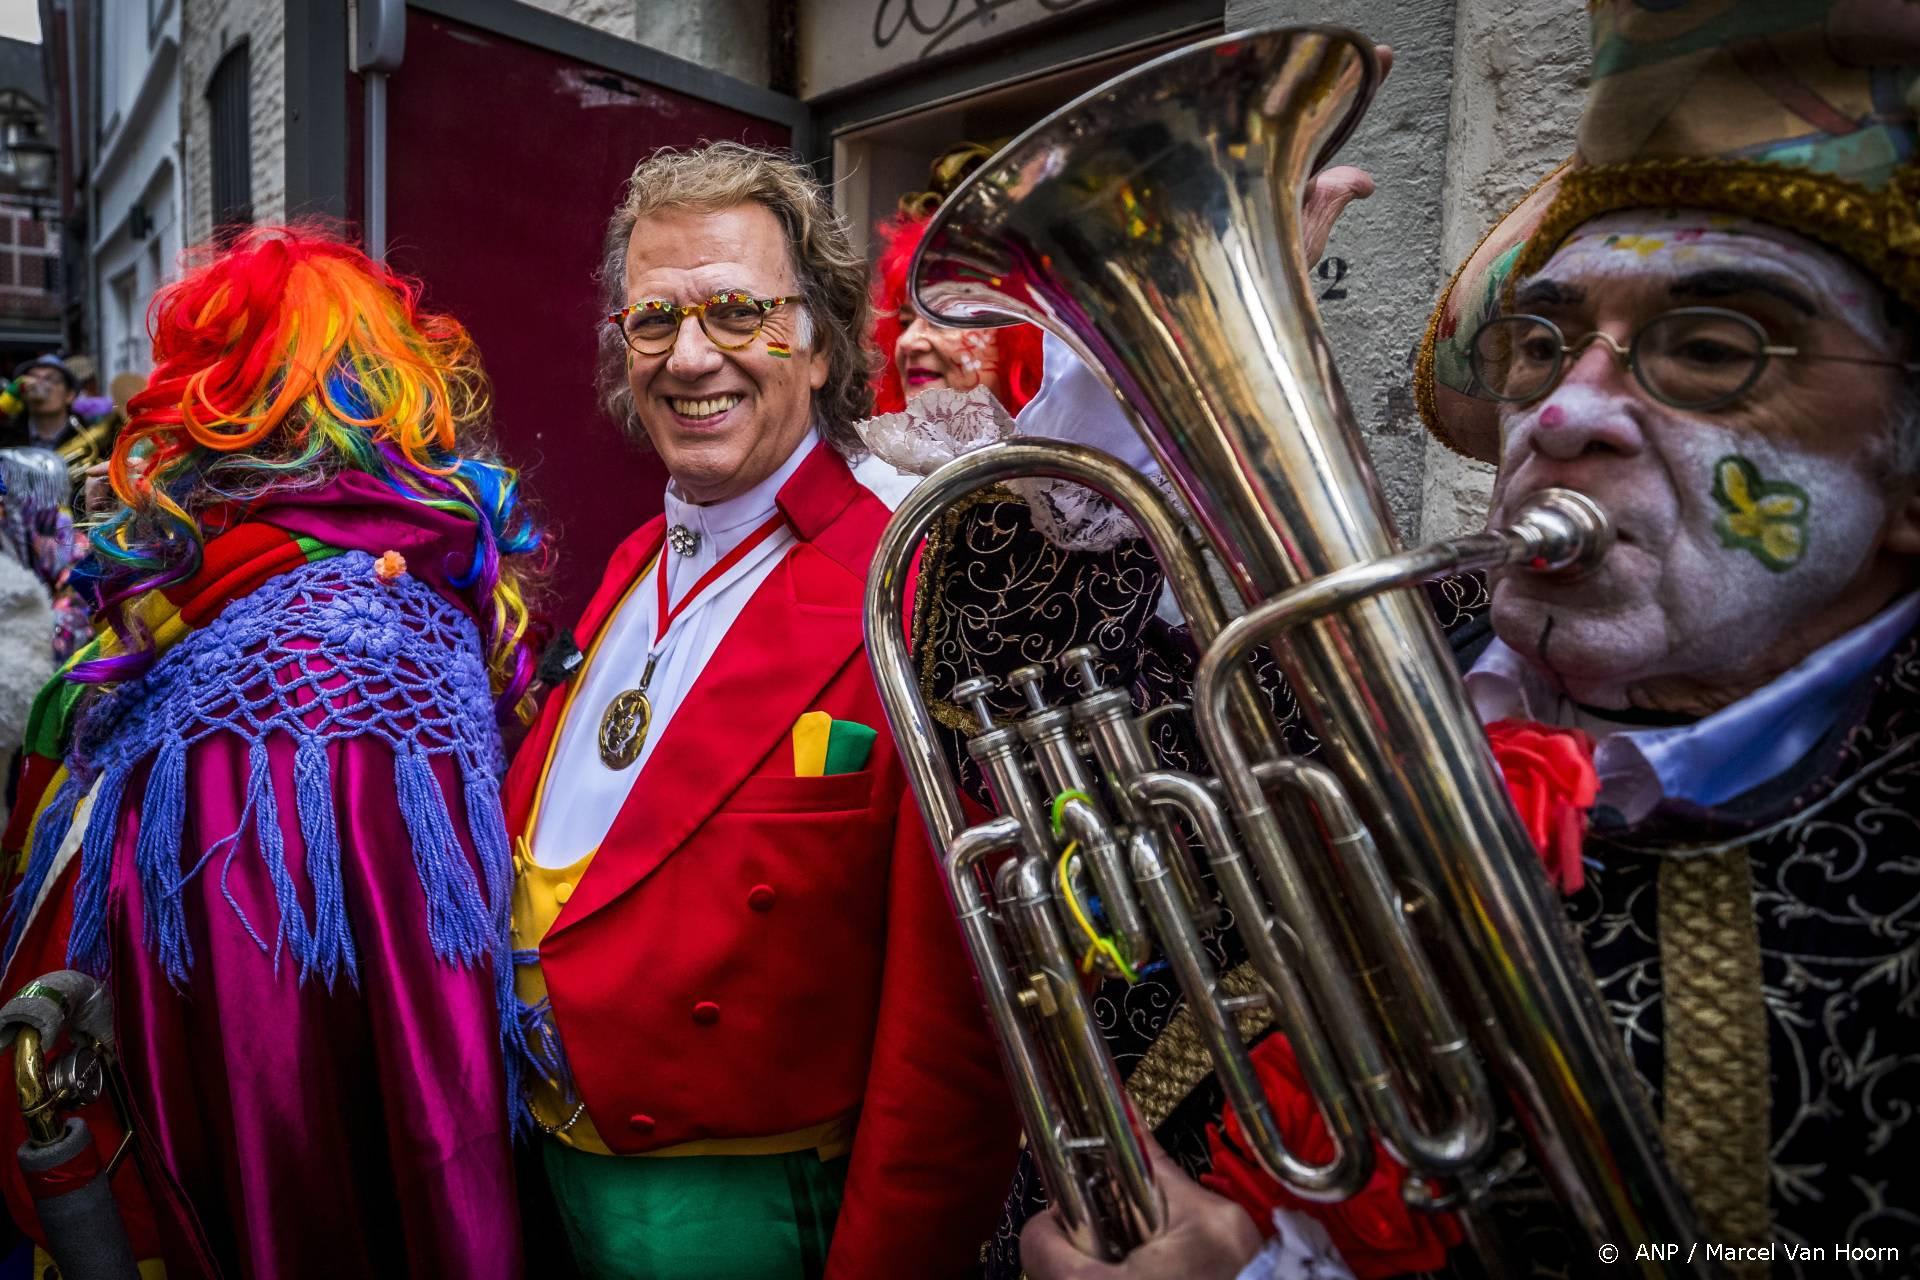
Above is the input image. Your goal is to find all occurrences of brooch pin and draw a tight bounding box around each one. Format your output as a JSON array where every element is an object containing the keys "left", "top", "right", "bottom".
[{"left": 667, "top": 524, "right": 699, "bottom": 556}]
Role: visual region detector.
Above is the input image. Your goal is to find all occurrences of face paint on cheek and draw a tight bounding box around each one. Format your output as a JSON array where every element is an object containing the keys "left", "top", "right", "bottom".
[
  {"left": 1637, "top": 423, "right": 1888, "bottom": 685},
  {"left": 953, "top": 331, "right": 1000, "bottom": 380},
  {"left": 762, "top": 305, "right": 810, "bottom": 359},
  {"left": 1709, "top": 454, "right": 1809, "bottom": 572}
]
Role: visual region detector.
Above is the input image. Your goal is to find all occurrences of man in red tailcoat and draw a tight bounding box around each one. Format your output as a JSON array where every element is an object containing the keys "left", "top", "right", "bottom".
[{"left": 499, "top": 142, "right": 1016, "bottom": 1279}]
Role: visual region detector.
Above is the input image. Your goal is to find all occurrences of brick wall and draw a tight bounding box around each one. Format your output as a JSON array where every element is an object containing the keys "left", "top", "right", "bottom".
[
  {"left": 181, "top": 0, "right": 287, "bottom": 248},
  {"left": 0, "top": 197, "right": 61, "bottom": 322}
]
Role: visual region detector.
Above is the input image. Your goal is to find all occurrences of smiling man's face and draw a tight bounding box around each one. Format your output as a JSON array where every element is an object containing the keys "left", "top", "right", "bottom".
[
  {"left": 1486, "top": 213, "right": 1920, "bottom": 713},
  {"left": 622, "top": 203, "right": 827, "bottom": 504}
]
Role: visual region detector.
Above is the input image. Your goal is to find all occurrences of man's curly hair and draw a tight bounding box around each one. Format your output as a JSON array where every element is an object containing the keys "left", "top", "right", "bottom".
[{"left": 595, "top": 142, "right": 876, "bottom": 456}]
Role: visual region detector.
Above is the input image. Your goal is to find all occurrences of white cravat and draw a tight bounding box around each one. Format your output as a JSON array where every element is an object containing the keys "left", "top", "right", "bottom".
[
  {"left": 529, "top": 431, "right": 913, "bottom": 867},
  {"left": 529, "top": 434, "right": 814, "bottom": 866}
]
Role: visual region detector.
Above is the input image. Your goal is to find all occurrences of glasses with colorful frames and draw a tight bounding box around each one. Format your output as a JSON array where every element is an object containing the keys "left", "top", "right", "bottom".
[{"left": 606, "top": 292, "right": 801, "bottom": 356}]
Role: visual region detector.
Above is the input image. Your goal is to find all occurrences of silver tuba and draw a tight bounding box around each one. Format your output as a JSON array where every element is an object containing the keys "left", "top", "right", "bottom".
[{"left": 862, "top": 26, "right": 1710, "bottom": 1274}]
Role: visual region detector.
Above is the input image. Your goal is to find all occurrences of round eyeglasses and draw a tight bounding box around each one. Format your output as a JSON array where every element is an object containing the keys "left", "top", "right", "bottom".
[
  {"left": 1467, "top": 307, "right": 1920, "bottom": 412},
  {"left": 607, "top": 292, "right": 801, "bottom": 357}
]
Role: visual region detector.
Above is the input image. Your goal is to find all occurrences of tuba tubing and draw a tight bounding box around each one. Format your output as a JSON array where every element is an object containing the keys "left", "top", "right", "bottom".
[{"left": 870, "top": 24, "right": 1714, "bottom": 1274}]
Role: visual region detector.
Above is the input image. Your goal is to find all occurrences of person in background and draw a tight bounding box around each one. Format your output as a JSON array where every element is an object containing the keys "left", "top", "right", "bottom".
[
  {"left": 501, "top": 141, "right": 1017, "bottom": 1280},
  {"left": 0, "top": 227, "right": 542, "bottom": 1279},
  {"left": 0, "top": 466, "right": 55, "bottom": 831},
  {"left": 0, "top": 357, "right": 83, "bottom": 452},
  {"left": 64, "top": 354, "right": 114, "bottom": 424},
  {"left": 0, "top": 448, "right": 92, "bottom": 664},
  {"left": 0, "top": 355, "right": 118, "bottom": 485},
  {"left": 869, "top": 141, "right": 1047, "bottom": 417},
  {"left": 108, "top": 370, "right": 147, "bottom": 428}
]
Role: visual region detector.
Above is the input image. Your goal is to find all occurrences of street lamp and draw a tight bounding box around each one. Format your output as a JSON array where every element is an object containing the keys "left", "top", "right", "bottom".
[{"left": 6, "top": 127, "right": 56, "bottom": 210}]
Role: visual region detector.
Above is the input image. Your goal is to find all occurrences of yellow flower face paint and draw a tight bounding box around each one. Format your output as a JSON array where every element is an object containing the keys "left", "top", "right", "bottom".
[
  {"left": 1604, "top": 233, "right": 1666, "bottom": 257},
  {"left": 1711, "top": 454, "right": 1809, "bottom": 572},
  {"left": 1483, "top": 210, "right": 1907, "bottom": 709}
]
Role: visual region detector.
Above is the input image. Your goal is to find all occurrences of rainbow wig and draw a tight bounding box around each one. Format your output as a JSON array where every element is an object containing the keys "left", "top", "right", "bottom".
[
  {"left": 870, "top": 215, "right": 1044, "bottom": 417},
  {"left": 88, "top": 225, "right": 546, "bottom": 718}
]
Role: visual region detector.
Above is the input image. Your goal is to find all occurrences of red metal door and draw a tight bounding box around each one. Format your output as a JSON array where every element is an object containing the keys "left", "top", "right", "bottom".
[{"left": 365, "top": 8, "right": 797, "bottom": 628}]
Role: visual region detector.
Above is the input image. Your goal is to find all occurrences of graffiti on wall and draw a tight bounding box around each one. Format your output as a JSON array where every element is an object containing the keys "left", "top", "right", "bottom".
[{"left": 872, "top": 0, "right": 1090, "bottom": 60}]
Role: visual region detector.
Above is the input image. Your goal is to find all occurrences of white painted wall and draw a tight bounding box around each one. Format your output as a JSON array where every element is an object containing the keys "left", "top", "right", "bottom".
[
  {"left": 1419, "top": 0, "right": 1586, "bottom": 540},
  {"left": 512, "top": 0, "right": 774, "bottom": 87},
  {"left": 1224, "top": 0, "right": 1585, "bottom": 540},
  {"left": 515, "top": 0, "right": 638, "bottom": 41},
  {"left": 90, "top": 0, "right": 185, "bottom": 382}
]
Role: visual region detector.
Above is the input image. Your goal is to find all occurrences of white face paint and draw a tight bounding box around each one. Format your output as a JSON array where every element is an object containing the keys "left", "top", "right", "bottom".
[
  {"left": 1491, "top": 384, "right": 1892, "bottom": 705},
  {"left": 1486, "top": 212, "right": 1911, "bottom": 710}
]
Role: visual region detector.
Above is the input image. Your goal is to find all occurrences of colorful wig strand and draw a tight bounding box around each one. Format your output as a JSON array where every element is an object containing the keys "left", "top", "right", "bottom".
[{"left": 87, "top": 225, "right": 546, "bottom": 718}]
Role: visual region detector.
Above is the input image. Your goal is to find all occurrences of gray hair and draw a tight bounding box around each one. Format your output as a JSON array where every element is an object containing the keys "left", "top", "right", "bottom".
[{"left": 594, "top": 142, "right": 876, "bottom": 456}]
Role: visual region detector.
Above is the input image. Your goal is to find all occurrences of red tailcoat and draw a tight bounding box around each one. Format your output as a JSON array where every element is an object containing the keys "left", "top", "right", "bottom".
[{"left": 502, "top": 446, "right": 1018, "bottom": 1278}]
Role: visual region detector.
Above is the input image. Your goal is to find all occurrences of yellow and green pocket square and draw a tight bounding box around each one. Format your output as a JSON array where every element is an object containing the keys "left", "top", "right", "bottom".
[{"left": 791, "top": 711, "right": 877, "bottom": 777}]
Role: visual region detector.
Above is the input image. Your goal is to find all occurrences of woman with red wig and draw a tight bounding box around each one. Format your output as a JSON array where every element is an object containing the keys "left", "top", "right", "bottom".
[
  {"left": 870, "top": 142, "right": 1046, "bottom": 417},
  {"left": 0, "top": 228, "right": 543, "bottom": 1278},
  {"left": 870, "top": 216, "right": 1046, "bottom": 416}
]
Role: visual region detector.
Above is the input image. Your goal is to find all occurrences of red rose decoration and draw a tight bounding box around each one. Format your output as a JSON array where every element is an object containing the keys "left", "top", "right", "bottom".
[
  {"left": 1201, "top": 1035, "right": 1464, "bottom": 1278},
  {"left": 1484, "top": 718, "right": 1599, "bottom": 893}
]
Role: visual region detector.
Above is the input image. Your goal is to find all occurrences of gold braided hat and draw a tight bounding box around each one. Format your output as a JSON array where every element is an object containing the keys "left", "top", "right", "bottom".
[{"left": 1416, "top": 0, "right": 1920, "bottom": 463}]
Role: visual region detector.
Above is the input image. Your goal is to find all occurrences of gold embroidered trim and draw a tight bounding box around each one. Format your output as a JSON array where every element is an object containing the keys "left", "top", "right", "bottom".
[
  {"left": 1412, "top": 271, "right": 1468, "bottom": 460},
  {"left": 1512, "top": 158, "right": 1920, "bottom": 312},
  {"left": 1414, "top": 161, "right": 1572, "bottom": 463},
  {"left": 912, "top": 485, "right": 1022, "bottom": 735},
  {"left": 1126, "top": 962, "right": 1271, "bottom": 1132},
  {"left": 1419, "top": 157, "right": 1920, "bottom": 462},
  {"left": 1657, "top": 850, "right": 1771, "bottom": 1277}
]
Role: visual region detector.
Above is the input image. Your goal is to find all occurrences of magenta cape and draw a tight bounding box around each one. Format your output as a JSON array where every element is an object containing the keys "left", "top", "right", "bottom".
[{"left": 0, "top": 476, "right": 521, "bottom": 1277}]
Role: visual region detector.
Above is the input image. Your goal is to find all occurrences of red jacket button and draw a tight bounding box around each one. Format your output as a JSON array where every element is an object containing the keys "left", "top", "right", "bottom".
[
  {"left": 692, "top": 1000, "right": 721, "bottom": 1025},
  {"left": 747, "top": 884, "right": 777, "bottom": 911},
  {"left": 628, "top": 1114, "right": 655, "bottom": 1135}
]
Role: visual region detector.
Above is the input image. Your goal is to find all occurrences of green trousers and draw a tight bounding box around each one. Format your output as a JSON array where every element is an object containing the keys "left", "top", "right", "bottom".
[{"left": 543, "top": 1140, "right": 849, "bottom": 1280}]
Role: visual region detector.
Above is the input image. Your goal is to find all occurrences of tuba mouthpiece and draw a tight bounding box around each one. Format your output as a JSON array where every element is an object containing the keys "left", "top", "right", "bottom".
[{"left": 1504, "top": 488, "right": 1614, "bottom": 578}]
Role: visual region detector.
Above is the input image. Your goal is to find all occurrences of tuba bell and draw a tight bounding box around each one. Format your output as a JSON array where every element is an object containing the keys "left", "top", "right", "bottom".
[{"left": 862, "top": 25, "right": 1711, "bottom": 1274}]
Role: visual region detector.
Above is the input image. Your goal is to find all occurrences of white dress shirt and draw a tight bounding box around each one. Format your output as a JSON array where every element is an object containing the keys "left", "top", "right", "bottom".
[
  {"left": 530, "top": 431, "right": 907, "bottom": 867},
  {"left": 1020, "top": 332, "right": 1164, "bottom": 476}
]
